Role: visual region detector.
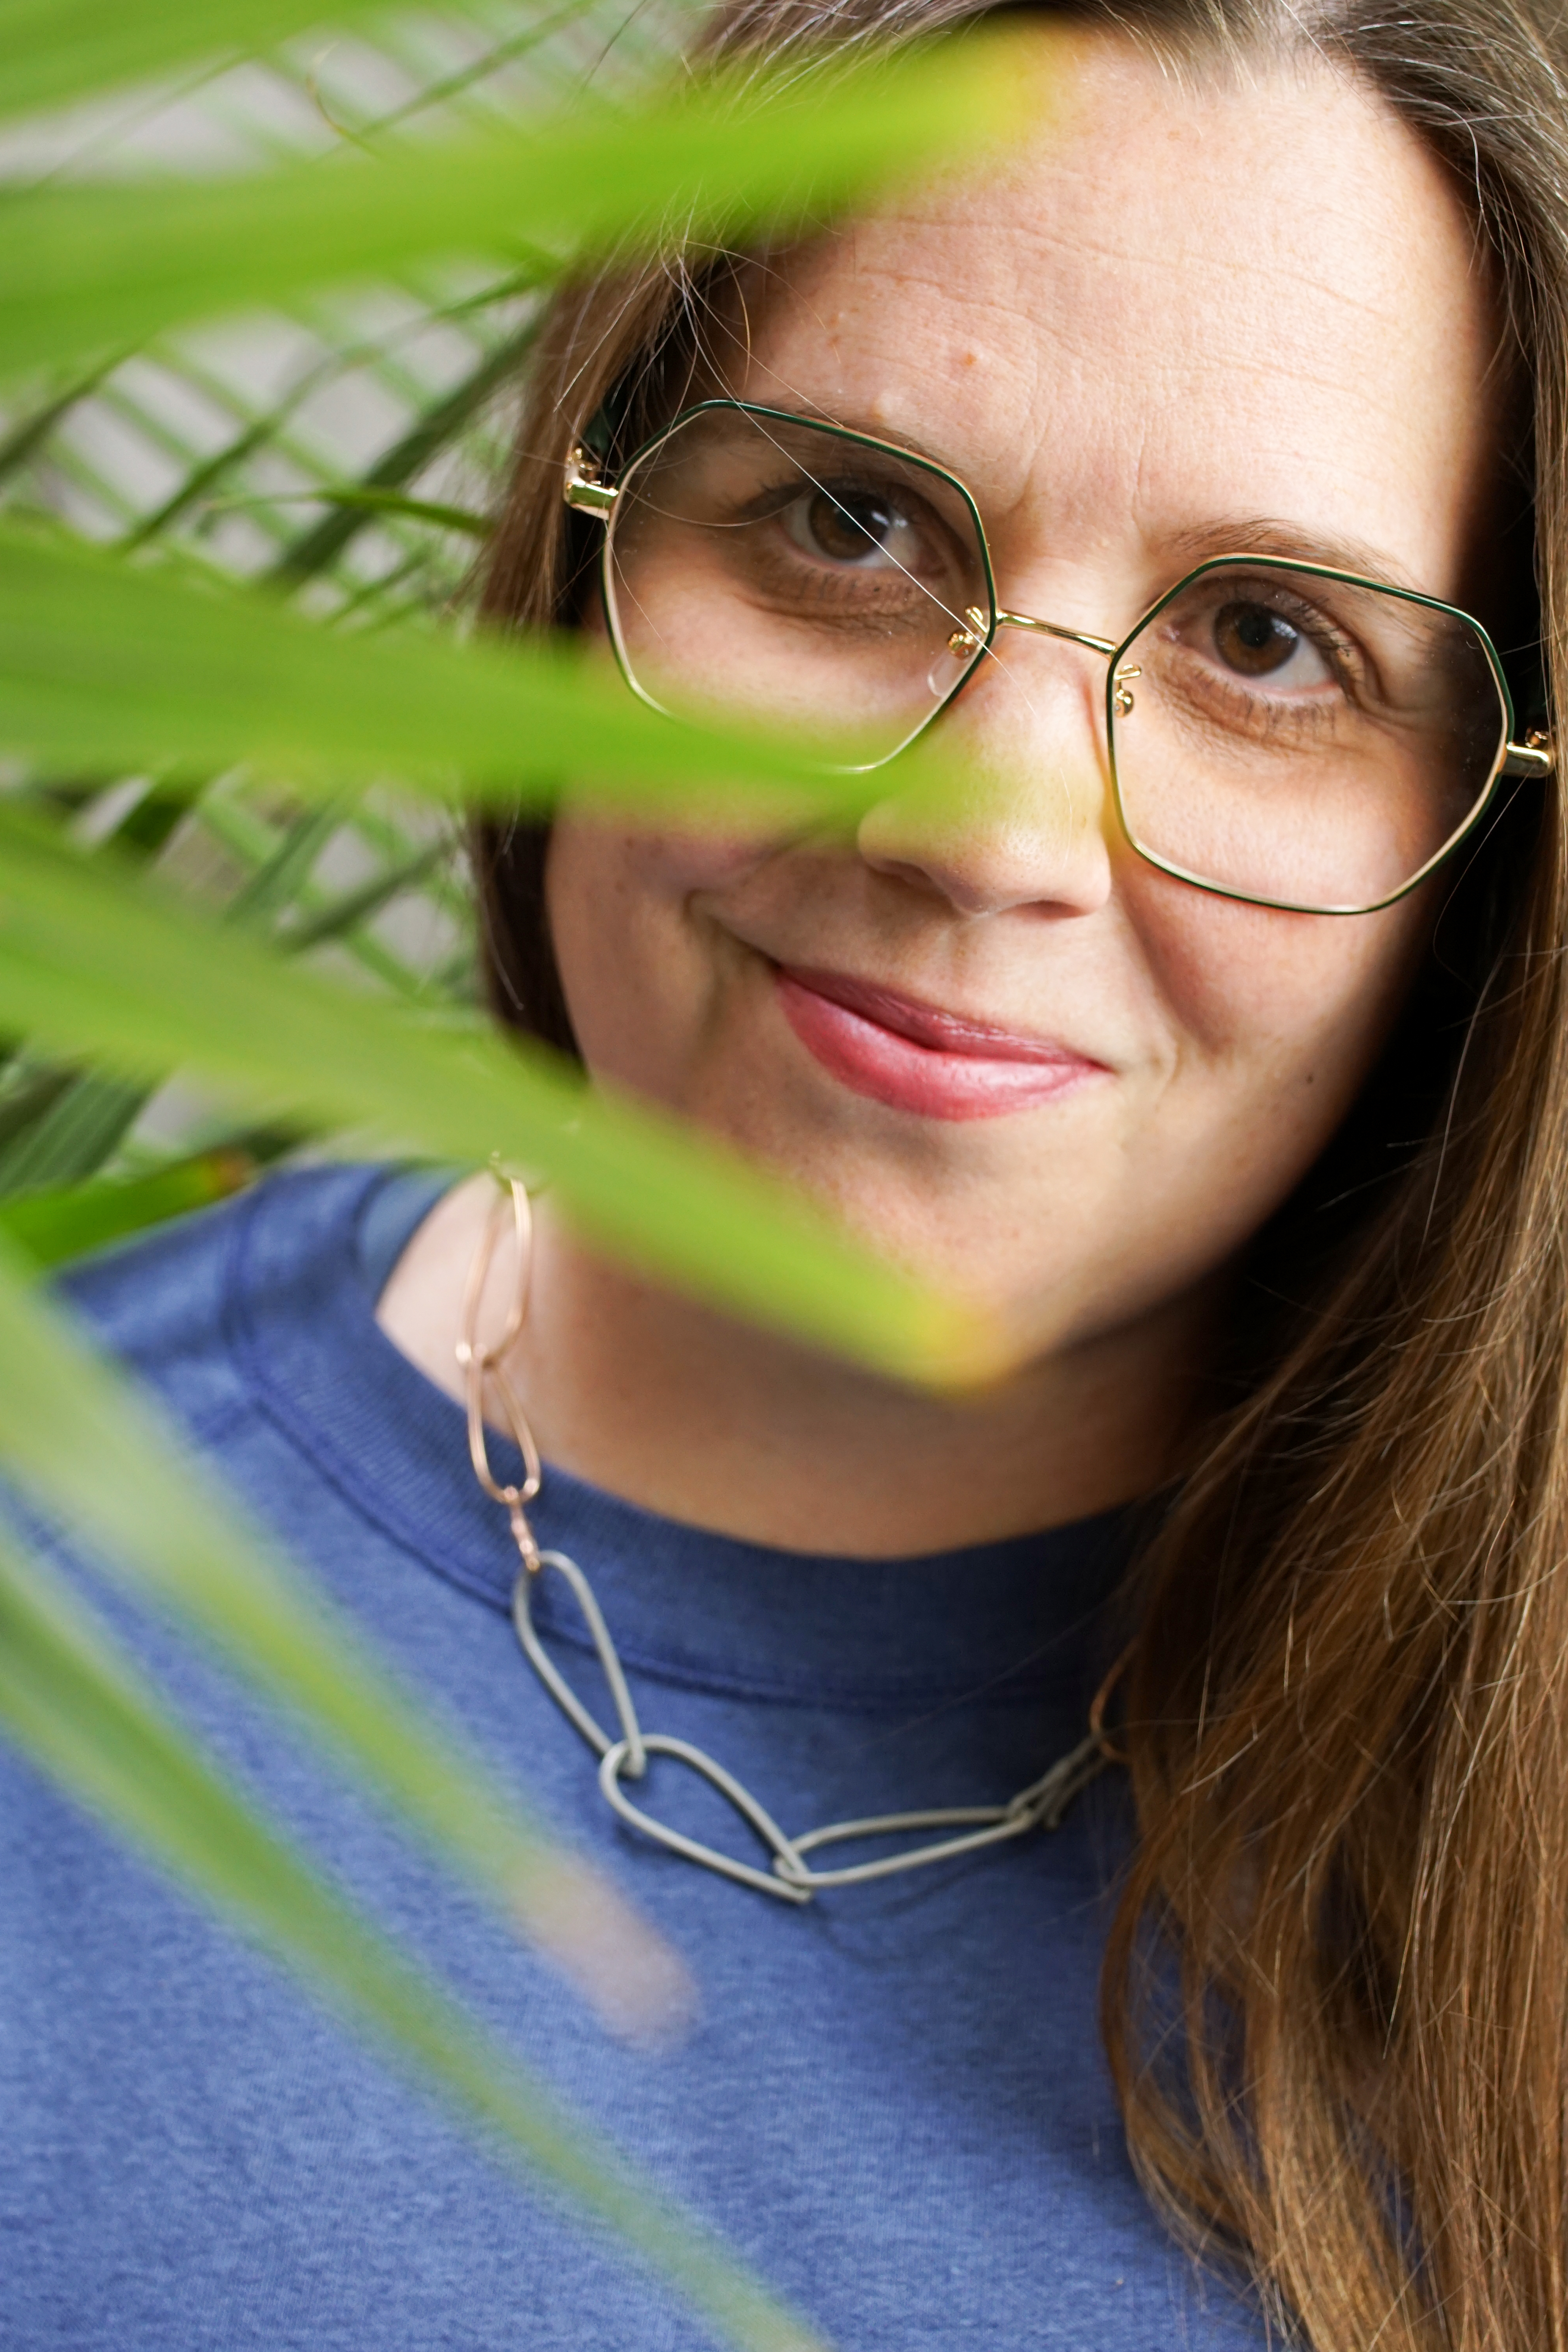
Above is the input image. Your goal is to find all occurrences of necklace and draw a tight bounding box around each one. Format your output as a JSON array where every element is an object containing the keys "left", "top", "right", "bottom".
[{"left": 460, "top": 1177, "right": 1110, "bottom": 1905}]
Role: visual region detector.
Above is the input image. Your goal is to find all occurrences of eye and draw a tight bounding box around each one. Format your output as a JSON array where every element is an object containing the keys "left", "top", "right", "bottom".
[
  {"left": 783, "top": 483, "right": 924, "bottom": 572},
  {"left": 1211, "top": 599, "right": 1332, "bottom": 687}
]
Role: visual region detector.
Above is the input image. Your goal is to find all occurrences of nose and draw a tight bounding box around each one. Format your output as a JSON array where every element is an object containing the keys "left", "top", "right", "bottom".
[{"left": 856, "top": 640, "right": 1116, "bottom": 919}]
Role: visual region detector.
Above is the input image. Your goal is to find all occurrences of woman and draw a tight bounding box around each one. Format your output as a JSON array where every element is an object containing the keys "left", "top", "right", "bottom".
[{"left": 4, "top": 0, "right": 1563, "bottom": 2346}]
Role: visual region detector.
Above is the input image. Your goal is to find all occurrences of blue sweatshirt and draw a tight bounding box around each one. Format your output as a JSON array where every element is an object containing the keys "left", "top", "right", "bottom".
[{"left": 0, "top": 1164, "right": 1266, "bottom": 2350}]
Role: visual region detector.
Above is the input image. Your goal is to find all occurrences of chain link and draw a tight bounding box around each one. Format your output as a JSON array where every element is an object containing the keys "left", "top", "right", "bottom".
[{"left": 463, "top": 1177, "right": 1109, "bottom": 1904}]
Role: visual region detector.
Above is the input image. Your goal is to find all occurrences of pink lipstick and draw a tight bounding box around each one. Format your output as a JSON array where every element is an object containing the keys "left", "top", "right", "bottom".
[{"left": 775, "top": 965, "right": 1105, "bottom": 1121}]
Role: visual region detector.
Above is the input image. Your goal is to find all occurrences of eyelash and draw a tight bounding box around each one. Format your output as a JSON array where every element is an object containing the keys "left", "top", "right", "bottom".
[
  {"left": 716, "top": 480, "right": 964, "bottom": 634},
  {"left": 739, "top": 478, "right": 952, "bottom": 562},
  {"left": 1193, "top": 593, "right": 1364, "bottom": 692},
  {"left": 699, "top": 474, "right": 1380, "bottom": 707}
]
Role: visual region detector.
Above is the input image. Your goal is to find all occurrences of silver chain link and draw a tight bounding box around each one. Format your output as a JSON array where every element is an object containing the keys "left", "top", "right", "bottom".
[{"left": 463, "top": 1177, "right": 1109, "bottom": 1905}]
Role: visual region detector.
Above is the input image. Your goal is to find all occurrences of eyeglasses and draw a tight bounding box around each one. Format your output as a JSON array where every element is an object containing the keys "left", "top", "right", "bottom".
[{"left": 563, "top": 398, "right": 1555, "bottom": 916}]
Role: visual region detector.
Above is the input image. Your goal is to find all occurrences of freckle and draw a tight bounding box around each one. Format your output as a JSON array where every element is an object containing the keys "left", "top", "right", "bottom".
[{"left": 960, "top": 348, "right": 979, "bottom": 368}]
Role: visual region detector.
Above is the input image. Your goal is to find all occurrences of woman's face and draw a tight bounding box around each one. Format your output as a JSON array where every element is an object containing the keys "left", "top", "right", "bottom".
[{"left": 547, "top": 38, "right": 1503, "bottom": 1354}]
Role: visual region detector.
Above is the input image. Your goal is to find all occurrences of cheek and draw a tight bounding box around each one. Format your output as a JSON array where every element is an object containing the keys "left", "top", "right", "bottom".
[
  {"left": 550, "top": 814, "right": 761, "bottom": 909},
  {"left": 544, "top": 817, "right": 771, "bottom": 1082},
  {"left": 1129, "top": 863, "right": 1433, "bottom": 1152}
]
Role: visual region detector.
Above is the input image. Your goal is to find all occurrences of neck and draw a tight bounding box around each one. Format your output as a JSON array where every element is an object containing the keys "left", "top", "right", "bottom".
[{"left": 377, "top": 1176, "right": 1210, "bottom": 1558}]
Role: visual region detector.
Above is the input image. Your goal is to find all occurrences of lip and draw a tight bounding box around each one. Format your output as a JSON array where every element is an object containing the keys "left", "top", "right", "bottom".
[{"left": 774, "top": 964, "right": 1107, "bottom": 1122}]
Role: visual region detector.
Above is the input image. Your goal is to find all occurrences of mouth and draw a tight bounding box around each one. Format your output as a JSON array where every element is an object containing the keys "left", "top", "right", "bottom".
[{"left": 774, "top": 964, "right": 1108, "bottom": 1122}]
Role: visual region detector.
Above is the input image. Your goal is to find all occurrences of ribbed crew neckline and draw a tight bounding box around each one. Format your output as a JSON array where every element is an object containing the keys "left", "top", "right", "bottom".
[{"left": 224, "top": 1164, "right": 1138, "bottom": 1724}]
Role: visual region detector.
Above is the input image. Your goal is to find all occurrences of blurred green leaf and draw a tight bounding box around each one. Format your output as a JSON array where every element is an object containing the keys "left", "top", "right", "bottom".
[
  {"left": 221, "top": 485, "right": 494, "bottom": 537},
  {"left": 0, "top": 0, "right": 431, "bottom": 127},
  {"left": 190, "top": 788, "right": 459, "bottom": 999},
  {"left": 224, "top": 794, "right": 348, "bottom": 926},
  {"left": 0, "top": 1147, "right": 255, "bottom": 1264},
  {"left": 278, "top": 836, "right": 449, "bottom": 949},
  {"left": 108, "top": 292, "right": 534, "bottom": 562},
  {"left": 268, "top": 313, "right": 539, "bottom": 582},
  {"left": 0, "top": 1060, "right": 75, "bottom": 1153},
  {"left": 0, "top": 1529, "right": 826, "bottom": 2352},
  {"left": 0, "top": 522, "right": 873, "bottom": 816},
  {"left": 0, "top": 808, "right": 996, "bottom": 1382},
  {"left": 0, "top": 1069, "right": 147, "bottom": 1196},
  {"left": 0, "top": 1221, "right": 689, "bottom": 2034},
  {"left": 0, "top": 358, "right": 120, "bottom": 487},
  {"left": 118, "top": 404, "right": 306, "bottom": 552},
  {"left": 0, "top": 11, "right": 1025, "bottom": 2343},
  {"left": 0, "top": 45, "right": 1031, "bottom": 380}
]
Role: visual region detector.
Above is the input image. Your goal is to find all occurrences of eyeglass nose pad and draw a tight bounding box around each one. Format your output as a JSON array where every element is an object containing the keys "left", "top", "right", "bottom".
[
  {"left": 926, "top": 608, "right": 988, "bottom": 701},
  {"left": 927, "top": 645, "right": 972, "bottom": 700}
]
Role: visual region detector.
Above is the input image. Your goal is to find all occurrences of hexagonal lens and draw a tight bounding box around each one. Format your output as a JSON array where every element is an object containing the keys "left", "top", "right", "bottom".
[
  {"left": 604, "top": 404, "right": 993, "bottom": 769},
  {"left": 1109, "top": 561, "right": 1508, "bottom": 910}
]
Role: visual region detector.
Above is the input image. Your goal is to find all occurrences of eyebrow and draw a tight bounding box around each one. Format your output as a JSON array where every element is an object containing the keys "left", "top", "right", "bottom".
[{"left": 1160, "top": 517, "right": 1424, "bottom": 595}]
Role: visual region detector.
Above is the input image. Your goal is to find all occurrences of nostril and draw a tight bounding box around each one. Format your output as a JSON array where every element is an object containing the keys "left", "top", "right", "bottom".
[
  {"left": 862, "top": 851, "right": 961, "bottom": 905},
  {"left": 856, "top": 754, "right": 1117, "bottom": 919}
]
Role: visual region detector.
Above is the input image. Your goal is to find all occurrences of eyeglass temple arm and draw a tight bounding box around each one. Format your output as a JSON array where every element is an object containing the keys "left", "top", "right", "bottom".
[
  {"left": 1503, "top": 733, "right": 1555, "bottom": 778},
  {"left": 564, "top": 445, "right": 617, "bottom": 516}
]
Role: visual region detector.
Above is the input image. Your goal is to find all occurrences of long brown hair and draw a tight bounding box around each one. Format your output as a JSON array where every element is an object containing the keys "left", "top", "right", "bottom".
[{"left": 476, "top": 3, "right": 1568, "bottom": 2341}]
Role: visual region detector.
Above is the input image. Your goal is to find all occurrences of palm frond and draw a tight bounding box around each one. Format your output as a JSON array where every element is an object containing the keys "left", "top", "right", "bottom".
[
  {"left": 0, "top": 47, "right": 1023, "bottom": 379},
  {"left": 0, "top": 1147, "right": 257, "bottom": 1262},
  {"left": 0, "top": 1526, "right": 825, "bottom": 2352},
  {"left": 0, "top": 15, "right": 1029, "bottom": 2341},
  {"left": 0, "top": 1222, "right": 691, "bottom": 2032},
  {"left": 0, "top": 0, "right": 419, "bottom": 126},
  {"left": 0, "top": 806, "right": 996, "bottom": 1382},
  {"left": 0, "top": 521, "right": 886, "bottom": 815}
]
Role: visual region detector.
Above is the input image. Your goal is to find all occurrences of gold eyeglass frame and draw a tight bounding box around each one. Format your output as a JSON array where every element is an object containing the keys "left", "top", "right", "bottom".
[{"left": 564, "top": 397, "right": 1556, "bottom": 918}]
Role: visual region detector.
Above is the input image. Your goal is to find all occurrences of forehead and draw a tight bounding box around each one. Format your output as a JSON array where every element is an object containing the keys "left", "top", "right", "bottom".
[{"left": 728, "top": 37, "right": 1500, "bottom": 601}]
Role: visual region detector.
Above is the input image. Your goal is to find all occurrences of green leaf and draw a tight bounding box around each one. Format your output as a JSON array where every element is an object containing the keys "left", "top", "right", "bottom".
[
  {"left": 0, "top": 1147, "right": 254, "bottom": 1264},
  {"left": 0, "top": 1223, "right": 689, "bottom": 2035},
  {"left": 268, "top": 314, "right": 540, "bottom": 583},
  {"left": 0, "top": 1068, "right": 146, "bottom": 1196},
  {"left": 0, "top": 1530, "right": 827, "bottom": 2352},
  {"left": 110, "top": 290, "right": 534, "bottom": 560},
  {"left": 0, "top": 1059, "right": 75, "bottom": 1153},
  {"left": 224, "top": 796, "right": 348, "bottom": 927},
  {"left": 0, "top": 357, "right": 120, "bottom": 488},
  {"left": 0, "top": 0, "right": 441, "bottom": 127},
  {"left": 0, "top": 522, "right": 874, "bottom": 817},
  {"left": 278, "top": 836, "right": 449, "bottom": 950},
  {"left": 0, "top": 45, "right": 1032, "bottom": 380},
  {"left": 0, "top": 808, "right": 998, "bottom": 1383},
  {"left": 219, "top": 486, "right": 494, "bottom": 538},
  {"left": 183, "top": 782, "right": 460, "bottom": 1001},
  {"left": 118, "top": 402, "right": 305, "bottom": 552}
]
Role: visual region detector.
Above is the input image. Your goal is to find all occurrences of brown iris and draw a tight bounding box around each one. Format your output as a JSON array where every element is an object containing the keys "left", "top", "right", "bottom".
[
  {"left": 1214, "top": 599, "right": 1298, "bottom": 677},
  {"left": 804, "top": 488, "right": 895, "bottom": 563}
]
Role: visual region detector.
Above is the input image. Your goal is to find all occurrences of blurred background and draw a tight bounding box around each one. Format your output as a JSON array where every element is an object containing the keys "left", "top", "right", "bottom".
[{"left": 0, "top": 0, "right": 683, "bottom": 1210}]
